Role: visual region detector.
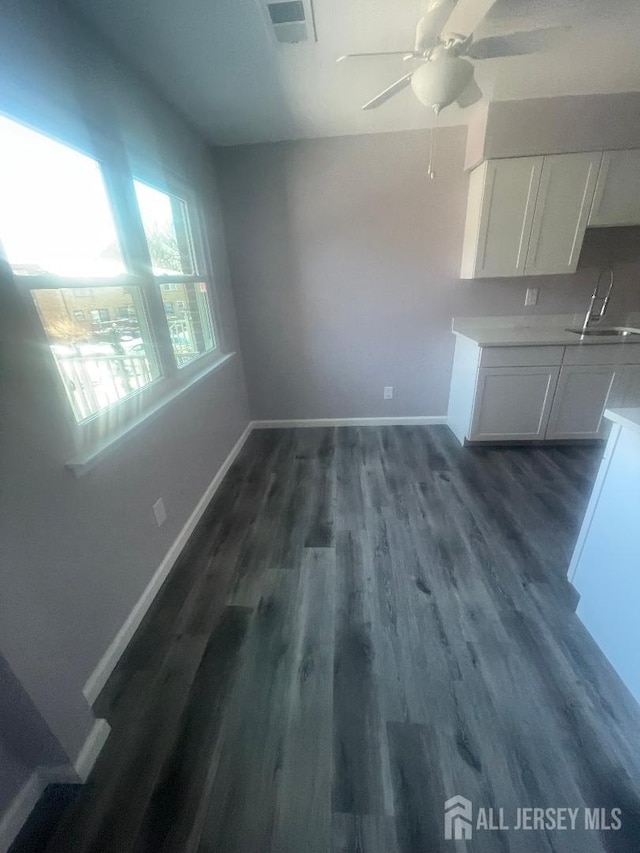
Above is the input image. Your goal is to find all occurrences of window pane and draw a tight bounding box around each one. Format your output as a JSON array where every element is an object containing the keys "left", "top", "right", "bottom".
[
  {"left": 0, "top": 115, "right": 125, "bottom": 277},
  {"left": 32, "top": 286, "right": 158, "bottom": 422},
  {"left": 162, "top": 282, "right": 216, "bottom": 367},
  {"left": 134, "top": 180, "right": 196, "bottom": 275}
]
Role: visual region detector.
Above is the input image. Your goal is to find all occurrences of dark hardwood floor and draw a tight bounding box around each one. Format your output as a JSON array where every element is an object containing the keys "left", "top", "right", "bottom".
[{"left": 44, "top": 426, "right": 640, "bottom": 852}]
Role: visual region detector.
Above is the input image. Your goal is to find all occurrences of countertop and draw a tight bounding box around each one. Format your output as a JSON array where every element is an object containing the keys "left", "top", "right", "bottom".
[
  {"left": 452, "top": 314, "right": 640, "bottom": 348},
  {"left": 604, "top": 407, "right": 640, "bottom": 436}
]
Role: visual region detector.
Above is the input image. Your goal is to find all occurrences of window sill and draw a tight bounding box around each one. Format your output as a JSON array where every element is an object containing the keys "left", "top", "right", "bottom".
[{"left": 66, "top": 351, "right": 236, "bottom": 478}]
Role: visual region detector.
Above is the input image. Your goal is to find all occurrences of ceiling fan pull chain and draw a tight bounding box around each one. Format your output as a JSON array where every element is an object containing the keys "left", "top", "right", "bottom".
[{"left": 428, "top": 105, "right": 440, "bottom": 179}]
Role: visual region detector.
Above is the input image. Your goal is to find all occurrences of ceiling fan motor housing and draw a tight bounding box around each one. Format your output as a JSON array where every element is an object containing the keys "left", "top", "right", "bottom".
[{"left": 411, "top": 54, "right": 474, "bottom": 110}]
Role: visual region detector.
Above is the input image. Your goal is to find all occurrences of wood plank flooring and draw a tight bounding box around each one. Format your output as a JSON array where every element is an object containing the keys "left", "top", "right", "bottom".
[{"left": 44, "top": 427, "right": 640, "bottom": 853}]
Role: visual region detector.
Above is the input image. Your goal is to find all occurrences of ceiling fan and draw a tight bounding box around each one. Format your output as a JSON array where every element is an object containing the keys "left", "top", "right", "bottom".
[{"left": 337, "top": 0, "right": 562, "bottom": 115}]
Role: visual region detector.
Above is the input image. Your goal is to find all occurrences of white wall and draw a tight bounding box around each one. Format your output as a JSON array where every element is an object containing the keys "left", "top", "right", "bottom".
[{"left": 0, "top": 0, "right": 250, "bottom": 812}]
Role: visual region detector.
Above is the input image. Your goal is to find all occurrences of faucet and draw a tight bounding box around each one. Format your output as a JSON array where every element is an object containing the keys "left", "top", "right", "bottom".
[{"left": 581, "top": 268, "right": 614, "bottom": 331}]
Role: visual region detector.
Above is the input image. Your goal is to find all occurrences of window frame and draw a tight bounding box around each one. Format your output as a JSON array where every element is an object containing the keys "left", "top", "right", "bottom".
[
  {"left": 132, "top": 171, "right": 221, "bottom": 372},
  {"left": 1, "top": 109, "right": 227, "bottom": 461}
]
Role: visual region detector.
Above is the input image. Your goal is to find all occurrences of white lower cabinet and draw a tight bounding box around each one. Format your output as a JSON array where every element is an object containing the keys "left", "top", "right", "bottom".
[
  {"left": 448, "top": 339, "right": 640, "bottom": 444},
  {"left": 545, "top": 364, "right": 619, "bottom": 440},
  {"left": 469, "top": 366, "right": 559, "bottom": 441}
]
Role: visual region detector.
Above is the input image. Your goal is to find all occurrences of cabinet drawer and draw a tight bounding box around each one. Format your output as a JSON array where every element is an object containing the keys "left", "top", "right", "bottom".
[
  {"left": 479, "top": 345, "right": 564, "bottom": 368},
  {"left": 563, "top": 344, "right": 640, "bottom": 366}
]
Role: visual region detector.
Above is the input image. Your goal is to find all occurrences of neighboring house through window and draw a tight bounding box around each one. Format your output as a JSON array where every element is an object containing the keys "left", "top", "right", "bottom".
[{"left": 0, "top": 112, "right": 221, "bottom": 428}]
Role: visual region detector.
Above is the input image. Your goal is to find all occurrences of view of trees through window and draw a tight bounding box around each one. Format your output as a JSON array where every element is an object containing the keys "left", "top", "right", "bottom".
[
  {"left": 134, "top": 179, "right": 194, "bottom": 275},
  {"left": 147, "top": 228, "right": 182, "bottom": 273}
]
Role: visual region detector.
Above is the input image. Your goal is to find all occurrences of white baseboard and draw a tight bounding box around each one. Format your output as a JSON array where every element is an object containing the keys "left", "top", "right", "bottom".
[
  {"left": 82, "top": 421, "right": 254, "bottom": 706},
  {"left": 0, "top": 772, "right": 46, "bottom": 853},
  {"left": 251, "top": 416, "right": 447, "bottom": 428},
  {"left": 74, "top": 718, "right": 111, "bottom": 782}
]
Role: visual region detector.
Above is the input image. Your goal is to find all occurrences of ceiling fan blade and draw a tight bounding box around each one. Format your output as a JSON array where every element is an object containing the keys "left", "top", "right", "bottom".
[
  {"left": 467, "top": 27, "right": 569, "bottom": 59},
  {"left": 415, "top": 1, "right": 456, "bottom": 53},
  {"left": 441, "top": 0, "right": 500, "bottom": 39},
  {"left": 456, "top": 74, "right": 483, "bottom": 108},
  {"left": 362, "top": 73, "right": 413, "bottom": 110},
  {"left": 337, "top": 51, "right": 417, "bottom": 63}
]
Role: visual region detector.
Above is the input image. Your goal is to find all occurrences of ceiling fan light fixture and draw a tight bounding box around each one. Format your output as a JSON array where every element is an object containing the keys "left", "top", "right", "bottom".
[
  {"left": 340, "top": 0, "right": 506, "bottom": 113},
  {"left": 410, "top": 54, "right": 474, "bottom": 110}
]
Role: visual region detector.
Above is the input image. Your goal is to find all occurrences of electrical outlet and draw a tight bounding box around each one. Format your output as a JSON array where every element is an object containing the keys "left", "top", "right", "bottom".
[
  {"left": 153, "top": 498, "right": 167, "bottom": 527},
  {"left": 384, "top": 386, "right": 393, "bottom": 400},
  {"left": 525, "top": 287, "right": 539, "bottom": 307}
]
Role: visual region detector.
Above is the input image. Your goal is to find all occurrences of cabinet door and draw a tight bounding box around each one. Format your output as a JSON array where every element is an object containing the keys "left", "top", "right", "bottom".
[
  {"left": 469, "top": 366, "right": 559, "bottom": 441},
  {"left": 524, "top": 152, "right": 601, "bottom": 276},
  {"left": 589, "top": 150, "right": 640, "bottom": 226},
  {"left": 460, "top": 157, "right": 542, "bottom": 278},
  {"left": 545, "top": 364, "right": 618, "bottom": 440}
]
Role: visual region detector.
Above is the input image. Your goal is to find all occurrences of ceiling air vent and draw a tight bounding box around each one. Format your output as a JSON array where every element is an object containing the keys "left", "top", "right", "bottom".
[{"left": 267, "top": 0, "right": 309, "bottom": 43}]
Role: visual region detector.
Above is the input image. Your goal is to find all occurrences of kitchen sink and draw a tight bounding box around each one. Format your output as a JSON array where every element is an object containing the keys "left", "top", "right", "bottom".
[{"left": 565, "top": 326, "right": 640, "bottom": 337}]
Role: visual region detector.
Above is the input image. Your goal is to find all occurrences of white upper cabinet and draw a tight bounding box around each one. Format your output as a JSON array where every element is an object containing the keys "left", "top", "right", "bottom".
[
  {"left": 461, "top": 157, "right": 542, "bottom": 279},
  {"left": 460, "top": 151, "right": 602, "bottom": 279},
  {"left": 523, "top": 152, "right": 602, "bottom": 276},
  {"left": 588, "top": 150, "right": 640, "bottom": 227}
]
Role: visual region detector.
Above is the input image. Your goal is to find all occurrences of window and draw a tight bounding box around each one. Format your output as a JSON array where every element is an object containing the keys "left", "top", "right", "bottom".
[
  {"left": 134, "top": 179, "right": 216, "bottom": 368},
  {"left": 32, "top": 287, "right": 159, "bottom": 422},
  {"left": 0, "top": 115, "right": 125, "bottom": 278},
  {"left": 90, "top": 308, "right": 111, "bottom": 324},
  {"left": 0, "top": 113, "right": 222, "bottom": 428}
]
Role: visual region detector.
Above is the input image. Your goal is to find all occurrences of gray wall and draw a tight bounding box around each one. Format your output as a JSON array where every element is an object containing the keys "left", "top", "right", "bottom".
[
  {"left": 0, "top": 655, "right": 68, "bottom": 815},
  {"left": 0, "top": 742, "right": 30, "bottom": 822},
  {"left": 216, "top": 127, "right": 640, "bottom": 421},
  {"left": 0, "top": 0, "right": 250, "bottom": 800}
]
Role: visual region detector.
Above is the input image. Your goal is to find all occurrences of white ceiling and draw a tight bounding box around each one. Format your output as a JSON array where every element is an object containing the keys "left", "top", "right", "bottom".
[{"left": 64, "top": 0, "right": 640, "bottom": 146}]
